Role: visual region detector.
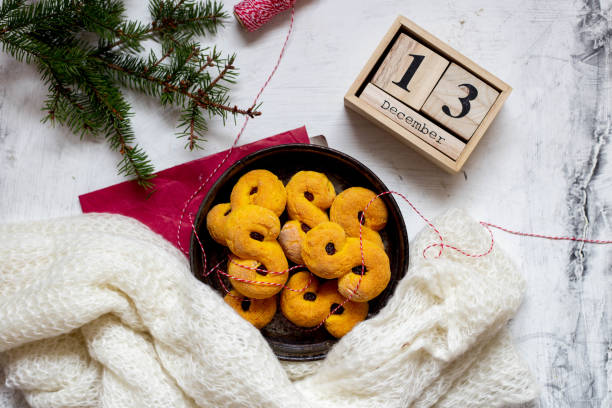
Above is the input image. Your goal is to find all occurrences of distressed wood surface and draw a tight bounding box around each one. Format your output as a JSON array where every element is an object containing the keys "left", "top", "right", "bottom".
[{"left": 0, "top": 0, "right": 611, "bottom": 406}]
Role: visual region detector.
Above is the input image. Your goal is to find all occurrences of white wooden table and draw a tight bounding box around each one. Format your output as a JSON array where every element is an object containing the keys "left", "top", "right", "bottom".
[{"left": 1, "top": 0, "right": 611, "bottom": 406}]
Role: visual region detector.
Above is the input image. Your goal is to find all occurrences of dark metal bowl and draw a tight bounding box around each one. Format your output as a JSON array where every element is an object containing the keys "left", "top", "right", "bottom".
[{"left": 189, "top": 144, "right": 408, "bottom": 361}]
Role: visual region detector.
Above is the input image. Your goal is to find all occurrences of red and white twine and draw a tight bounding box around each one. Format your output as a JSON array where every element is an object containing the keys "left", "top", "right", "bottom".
[{"left": 234, "top": 0, "right": 296, "bottom": 31}]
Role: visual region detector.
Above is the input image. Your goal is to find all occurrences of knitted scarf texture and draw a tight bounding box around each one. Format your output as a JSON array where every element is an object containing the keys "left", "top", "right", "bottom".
[{"left": 0, "top": 209, "right": 537, "bottom": 407}]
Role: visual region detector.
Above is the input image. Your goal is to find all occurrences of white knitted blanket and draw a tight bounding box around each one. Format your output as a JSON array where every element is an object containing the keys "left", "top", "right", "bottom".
[{"left": 0, "top": 209, "right": 537, "bottom": 408}]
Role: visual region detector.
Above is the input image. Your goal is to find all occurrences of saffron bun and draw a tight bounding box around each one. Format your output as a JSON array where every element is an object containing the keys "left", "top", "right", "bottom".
[
  {"left": 206, "top": 202, "right": 232, "bottom": 245},
  {"left": 285, "top": 171, "right": 336, "bottom": 229},
  {"left": 230, "top": 169, "right": 287, "bottom": 217},
  {"left": 279, "top": 171, "right": 336, "bottom": 264},
  {"left": 301, "top": 222, "right": 390, "bottom": 302},
  {"left": 226, "top": 256, "right": 288, "bottom": 300},
  {"left": 225, "top": 205, "right": 289, "bottom": 298},
  {"left": 320, "top": 280, "right": 369, "bottom": 338},
  {"left": 280, "top": 272, "right": 369, "bottom": 338},
  {"left": 224, "top": 290, "right": 277, "bottom": 329},
  {"left": 207, "top": 169, "right": 287, "bottom": 248},
  {"left": 330, "top": 187, "right": 388, "bottom": 249},
  {"left": 280, "top": 271, "right": 330, "bottom": 327}
]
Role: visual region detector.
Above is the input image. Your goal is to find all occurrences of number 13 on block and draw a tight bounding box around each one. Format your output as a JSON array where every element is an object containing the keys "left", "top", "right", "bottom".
[
  {"left": 422, "top": 63, "right": 499, "bottom": 140},
  {"left": 372, "top": 34, "right": 500, "bottom": 141}
]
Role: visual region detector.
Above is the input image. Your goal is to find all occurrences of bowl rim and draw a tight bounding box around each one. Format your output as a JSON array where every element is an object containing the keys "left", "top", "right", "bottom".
[{"left": 189, "top": 143, "right": 409, "bottom": 360}]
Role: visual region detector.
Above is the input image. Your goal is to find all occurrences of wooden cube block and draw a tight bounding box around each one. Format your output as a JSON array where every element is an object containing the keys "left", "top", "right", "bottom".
[
  {"left": 421, "top": 63, "right": 500, "bottom": 140},
  {"left": 372, "top": 33, "right": 449, "bottom": 110}
]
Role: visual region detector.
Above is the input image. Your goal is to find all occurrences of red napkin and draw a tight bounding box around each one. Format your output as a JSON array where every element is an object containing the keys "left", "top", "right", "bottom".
[{"left": 79, "top": 126, "right": 309, "bottom": 254}]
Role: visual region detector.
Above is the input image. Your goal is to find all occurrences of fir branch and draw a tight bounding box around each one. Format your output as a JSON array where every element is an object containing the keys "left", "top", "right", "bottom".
[
  {"left": 81, "top": 0, "right": 124, "bottom": 39},
  {"left": 115, "top": 137, "right": 155, "bottom": 189},
  {"left": 97, "top": 0, "right": 226, "bottom": 55},
  {"left": 0, "top": 0, "right": 78, "bottom": 37},
  {"left": 204, "top": 53, "right": 234, "bottom": 93},
  {"left": 146, "top": 47, "right": 174, "bottom": 72},
  {"left": 197, "top": 54, "right": 215, "bottom": 73},
  {"left": 177, "top": 100, "right": 207, "bottom": 150},
  {"left": 95, "top": 22, "right": 157, "bottom": 55},
  {"left": 149, "top": 0, "right": 226, "bottom": 36},
  {"left": 0, "top": 0, "right": 259, "bottom": 190},
  {"left": 40, "top": 66, "right": 99, "bottom": 138},
  {"left": 0, "top": 0, "right": 25, "bottom": 22},
  {"left": 183, "top": 45, "right": 199, "bottom": 66},
  {"left": 96, "top": 53, "right": 260, "bottom": 117}
]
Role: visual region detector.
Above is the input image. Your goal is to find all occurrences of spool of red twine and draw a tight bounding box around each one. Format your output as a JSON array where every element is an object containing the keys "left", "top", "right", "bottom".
[{"left": 234, "top": 0, "right": 296, "bottom": 31}]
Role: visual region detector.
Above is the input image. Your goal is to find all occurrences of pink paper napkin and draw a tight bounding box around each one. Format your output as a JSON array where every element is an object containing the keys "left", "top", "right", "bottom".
[{"left": 79, "top": 126, "right": 310, "bottom": 254}]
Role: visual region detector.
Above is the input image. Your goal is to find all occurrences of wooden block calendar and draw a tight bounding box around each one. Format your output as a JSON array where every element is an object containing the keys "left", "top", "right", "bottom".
[{"left": 345, "top": 16, "right": 511, "bottom": 173}]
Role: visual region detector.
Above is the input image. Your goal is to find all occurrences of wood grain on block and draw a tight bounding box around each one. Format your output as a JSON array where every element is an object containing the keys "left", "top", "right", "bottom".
[
  {"left": 421, "top": 63, "right": 500, "bottom": 140},
  {"left": 372, "top": 33, "right": 449, "bottom": 110},
  {"left": 360, "top": 83, "right": 464, "bottom": 160}
]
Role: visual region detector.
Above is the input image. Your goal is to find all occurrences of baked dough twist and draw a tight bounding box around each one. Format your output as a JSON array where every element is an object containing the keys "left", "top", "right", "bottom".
[
  {"left": 206, "top": 203, "right": 232, "bottom": 245},
  {"left": 301, "top": 222, "right": 390, "bottom": 302},
  {"left": 224, "top": 290, "right": 277, "bottom": 329},
  {"left": 280, "top": 272, "right": 368, "bottom": 337},
  {"left": 225, "top": 205, "right": 289, "bottom": 299},
  {"left": 230, "top": 169, "right": 287, "bottom": 217},
  {"left": 285, "top": 171, "right": 336, "bottom": 227},
  {"left": 280, "top": 271, "right": 329, "bottom": 327},
  {"left": 321, "top": 280, "right": 369, "bottom": 338},
  {"left": 330, "top": 187, "right": 388, "bottom": 249},
  {"left": 207, "top": 170, "right": 287, "bottom": 247},
  {"left": 279, "top": 171, "right": 336, "bottom": 264}
]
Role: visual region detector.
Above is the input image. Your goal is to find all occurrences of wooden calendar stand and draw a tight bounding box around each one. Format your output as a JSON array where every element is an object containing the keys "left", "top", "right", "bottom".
[{"left": 345, "top": 16, "right": 512, "bottom": 173}]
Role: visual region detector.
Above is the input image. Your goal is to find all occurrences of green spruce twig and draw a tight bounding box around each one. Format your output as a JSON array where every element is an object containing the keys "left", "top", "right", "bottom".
[{"left": 0, "top": 0, "right": 260, "bottom": 189}]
